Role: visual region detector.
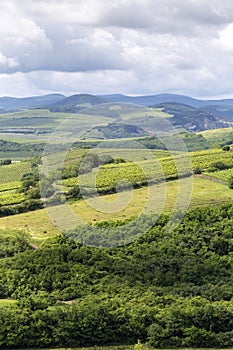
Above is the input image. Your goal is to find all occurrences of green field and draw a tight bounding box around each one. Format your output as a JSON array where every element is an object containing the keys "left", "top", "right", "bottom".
[
  {"left": 0, "top": 191, "right": 25, "bottom": 205},
  {"left": 0, "top": 299, "right": 16, "bottom": 307},
  {"left": 61, "top": 148, "right": 233, "bottom": 194},
  {"left": 0, "top": 138, "right": 233, "bottom": 348},
  {"left": 200, "top": 126, "right": 233, "bottom": 139},
  {"left": 0, "top": 181, "right": 21, "bottom": 191},
  {"left": 0, "top": 161, "right": 31, "bottom": 183},
  {"left": 0, "top": 109, "right": 114, "bottom": 145},
  {"left": 1, "top": 176, "right": 233, "bottom": 245},
  {"left": 199, "top": 127, "right": 233, "bottom": 147},
  {"left": 0, "top": 147, "right": 232, "bottom": 245},
  {"left": 206, "top": 168, "right": 233, "bottom": 182}
]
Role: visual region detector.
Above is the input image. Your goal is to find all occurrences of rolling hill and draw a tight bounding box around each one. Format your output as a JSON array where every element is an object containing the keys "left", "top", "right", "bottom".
[
  {"left": 2, "top": 92, "right": 233, "bottom": 112},
  {"left": 151, "top": 102, "right": 233, "bottom": 132},
  {"left": 101, "top": 93, "right": 233, "bottom": 108},
  {"left": 199, "top": 104, "right": 233, "bottom": 119},
  {"left": 0, "top": 93, "right": 233, "bottom": 140},
  {"left": 48, "top": 94, "right": 107, "bottom": 112},
  {"left": 101, "top": 93, "right": 205, "bottom": 107},
  {"left": 82, "top": 123, "right": 151, "bottom": 139},
  {"left": 0, "top": 94, "right": 65, "bottom": 110}
]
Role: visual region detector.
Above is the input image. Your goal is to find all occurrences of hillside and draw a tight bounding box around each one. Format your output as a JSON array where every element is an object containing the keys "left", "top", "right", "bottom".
[
  {"left": 0, "top": 203, "right": 233, "bottom": 348},
  {"left": 200, "top": 104, "right": 233, "bottom": 119},
  {"left": 82, "top": 123, "right": 151, "bottom": 139},
  {"left": 0, "top": 93, "right": 233, "bottom": 135},
  {"left": 48, "top": 94, "right": 107, "bottom": 112},
  {"left": 102, "top": 93, "right": 205, "bottom": 107},
  {"left": 0, "top": 94, "right": 65, "bottom": 110},
  {"left": 152, "top": 102, "right": 233, "bottom": 132},
  {"left": 0, "top": 137, "right": 233, "bottom": 348},
  {"left": 2, "top": 92, "right": 233, "bottom": 111}
]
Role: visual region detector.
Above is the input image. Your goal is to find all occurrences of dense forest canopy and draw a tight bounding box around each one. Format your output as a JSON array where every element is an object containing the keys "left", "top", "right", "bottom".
[{"left": 0, "top": 203, "right": 232, "bottom": 348}]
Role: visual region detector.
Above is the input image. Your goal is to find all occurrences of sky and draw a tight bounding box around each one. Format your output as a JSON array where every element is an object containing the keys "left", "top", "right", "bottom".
[{"left": 0, "top": 0, "right": 233, "bottom": 98}]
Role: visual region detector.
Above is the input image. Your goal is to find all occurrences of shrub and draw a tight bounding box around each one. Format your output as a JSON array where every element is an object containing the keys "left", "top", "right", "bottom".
[
  {"left": 0, "top": 159, "right": 12, "bottom": 165},
  {"left": 208, "top": 161, "right": 229, "bottom": 172},
  {"left": 194, "top": 167, "right": 202, "bottom": 174},
  {"left": 222, "top": 145, "right": 231, "bottom": 151},
  {"left": 228, "top": 176, "right": 233, "bottom": 189}
]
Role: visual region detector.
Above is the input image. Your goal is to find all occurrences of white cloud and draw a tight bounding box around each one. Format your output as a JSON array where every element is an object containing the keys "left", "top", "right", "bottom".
[
  {"left": 217, "top": 22, "right": 233, "bottom": 51},
  {"left": 0, "top": 53, "right": 19, "bottom": 70},
  {"left": 0, "top": 72, "right": 42, "bottom": 97},
  {"left": 0, "top": 0, "right": 233, "bottom": 97}
]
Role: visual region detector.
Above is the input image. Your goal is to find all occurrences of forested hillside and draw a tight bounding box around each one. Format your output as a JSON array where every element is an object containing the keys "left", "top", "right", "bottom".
[{"left": 0, "top": 203, "right": 232, "bottom": 348}]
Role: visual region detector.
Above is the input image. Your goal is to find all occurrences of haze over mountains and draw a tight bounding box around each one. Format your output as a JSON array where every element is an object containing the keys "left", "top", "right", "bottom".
[
  {"left": 0, "top": 93, "right": 233, "bottom": 134},
  {"left": 1, "top": 92, "right": 233, "bottom": 111}
]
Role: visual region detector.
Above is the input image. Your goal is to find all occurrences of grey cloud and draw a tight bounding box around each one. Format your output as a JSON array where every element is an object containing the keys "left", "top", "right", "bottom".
[
  {"left": 0, "top": 23, "right": 129, "bottom": 73},
  {"left": 1, "top": 0, "right": 233, "bottom": 98},
  {"left": 96, "top": 0, "right": 231, "bottom": 34}
]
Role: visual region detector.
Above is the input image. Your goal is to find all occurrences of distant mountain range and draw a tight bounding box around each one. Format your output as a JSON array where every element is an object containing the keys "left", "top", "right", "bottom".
[
  {"left": 0, "top": 94, "right": 65, "bottom": 110},
  {"left": 0, "top": 93, "right": 233, "bottom": 133},
  {"left": 1, "top": 92, "right": 233, "bottom": 111},
  {"left": 151, "top": 102, "right": 232, "bottom": 132}
]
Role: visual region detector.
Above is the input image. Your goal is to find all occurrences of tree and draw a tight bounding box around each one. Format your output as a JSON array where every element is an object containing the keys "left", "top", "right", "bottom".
[
  {"left": 222, "top": 145, "right": 230, "bottom": 151},
  {"left": 0, "top": 159, "right": 11, "bottom": 165},
  {"left": 228, "top": 176, "right": 233, "bottom": 189}
]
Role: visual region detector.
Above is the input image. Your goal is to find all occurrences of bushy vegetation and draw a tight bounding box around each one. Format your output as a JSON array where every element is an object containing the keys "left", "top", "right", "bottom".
[
  {"left": 0, "top": 139, "right": 45, "bottom": 159},
  {"left": 62, "top": 148, "right": 233, "bottom": 198},
  {"left": 207, "top": 168, "right": 233, "bottom": 184},
  {"left": 0, "top": 203, "right": 232, "bottom": 348}
]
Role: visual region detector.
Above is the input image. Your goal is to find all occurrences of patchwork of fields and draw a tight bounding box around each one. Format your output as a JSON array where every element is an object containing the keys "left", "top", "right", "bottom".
[
  {"left": 0, "top": 106, "right": 233, "bottom": 349},
  {"left": 0, "top": 142, "right": 232, "bottom": 268}
]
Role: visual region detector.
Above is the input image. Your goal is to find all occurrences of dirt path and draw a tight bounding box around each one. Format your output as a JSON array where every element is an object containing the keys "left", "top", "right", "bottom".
[{"left": 195, "top": 174, "right": 227, "bottom": 185}]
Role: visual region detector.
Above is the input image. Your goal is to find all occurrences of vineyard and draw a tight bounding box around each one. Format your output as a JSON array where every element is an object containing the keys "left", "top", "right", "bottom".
[
  {"left": 0, "top": 191, "right": 25, "bottom": 206},
  {"left": 0, "top": 161, "right": 31, "bottom": 183},
  {"left": 190, "top": 148, "right": 233, "bottom": 170},
  {"left": 62, "top": 148, "right": 233, "bottom": 194},
  {"left": 0, "top": 182, "right": 21, "bottom": 192},
  {"left": 206, "top": 168, "right": 233, "bottom": 183},
  {"left": 0, "top": 163, "right": 30, "bottom": 207},
  {"left": 0, "top": 147, "right": 232, "bottom": 220}
]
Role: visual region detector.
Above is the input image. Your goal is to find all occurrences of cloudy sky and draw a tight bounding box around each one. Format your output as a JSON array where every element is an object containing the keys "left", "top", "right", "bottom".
[{"left": 0, "top": 0, "right": 233, "bottom": 98}]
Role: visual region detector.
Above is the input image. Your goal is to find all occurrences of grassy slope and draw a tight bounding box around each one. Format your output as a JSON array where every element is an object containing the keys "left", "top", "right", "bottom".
[
  {"left": 120, "top": 107, "right": 172, "bottom": 120},
  {"left": 199, "top": 126, "right": 233, "bottom": 139},
  {"left": 1, "top": 177, "right": 233, "bottom": 245},
  {"left": 199, "top": 127, "right": 233, "bottom": 147},
  {"left": 0, "top": 299, "right": 16, "bottom": 307},
  {"left": 0, "top": 109, "right": 114, "bottom": 143}
]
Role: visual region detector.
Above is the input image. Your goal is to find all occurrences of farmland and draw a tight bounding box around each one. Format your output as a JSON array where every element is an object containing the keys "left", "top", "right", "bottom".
[
  {"left": 0, "top": 109, "right": 113, "bottom": 145},
  {"left": 0, "top": 162, "right": 30, "bottom": 208},
  {"left": 0, "top": 161, "right": 31, "bottom": 183},
  {"left": 0, "top": 131, "right": 233, "bottom": 348},
  {"left": 1, "top": 176, "right": 233, "bottom": 245},
  {"left": 0, "top": 191, "right": 25, "bottom": 206},
  {"left": 0, "top": 147, "right": 232, "bottom": 226},
  {"left": 61, "top": 148, "right": 233, "bottom": 195}
]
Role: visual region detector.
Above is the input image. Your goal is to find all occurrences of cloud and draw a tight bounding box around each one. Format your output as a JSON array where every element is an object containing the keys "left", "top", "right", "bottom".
[
  {"left": 1, "top": 0, "right": 233, "bottom": 97},
  {"left": 217, "top": 22, "right": 233, "bottom": 51}
]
